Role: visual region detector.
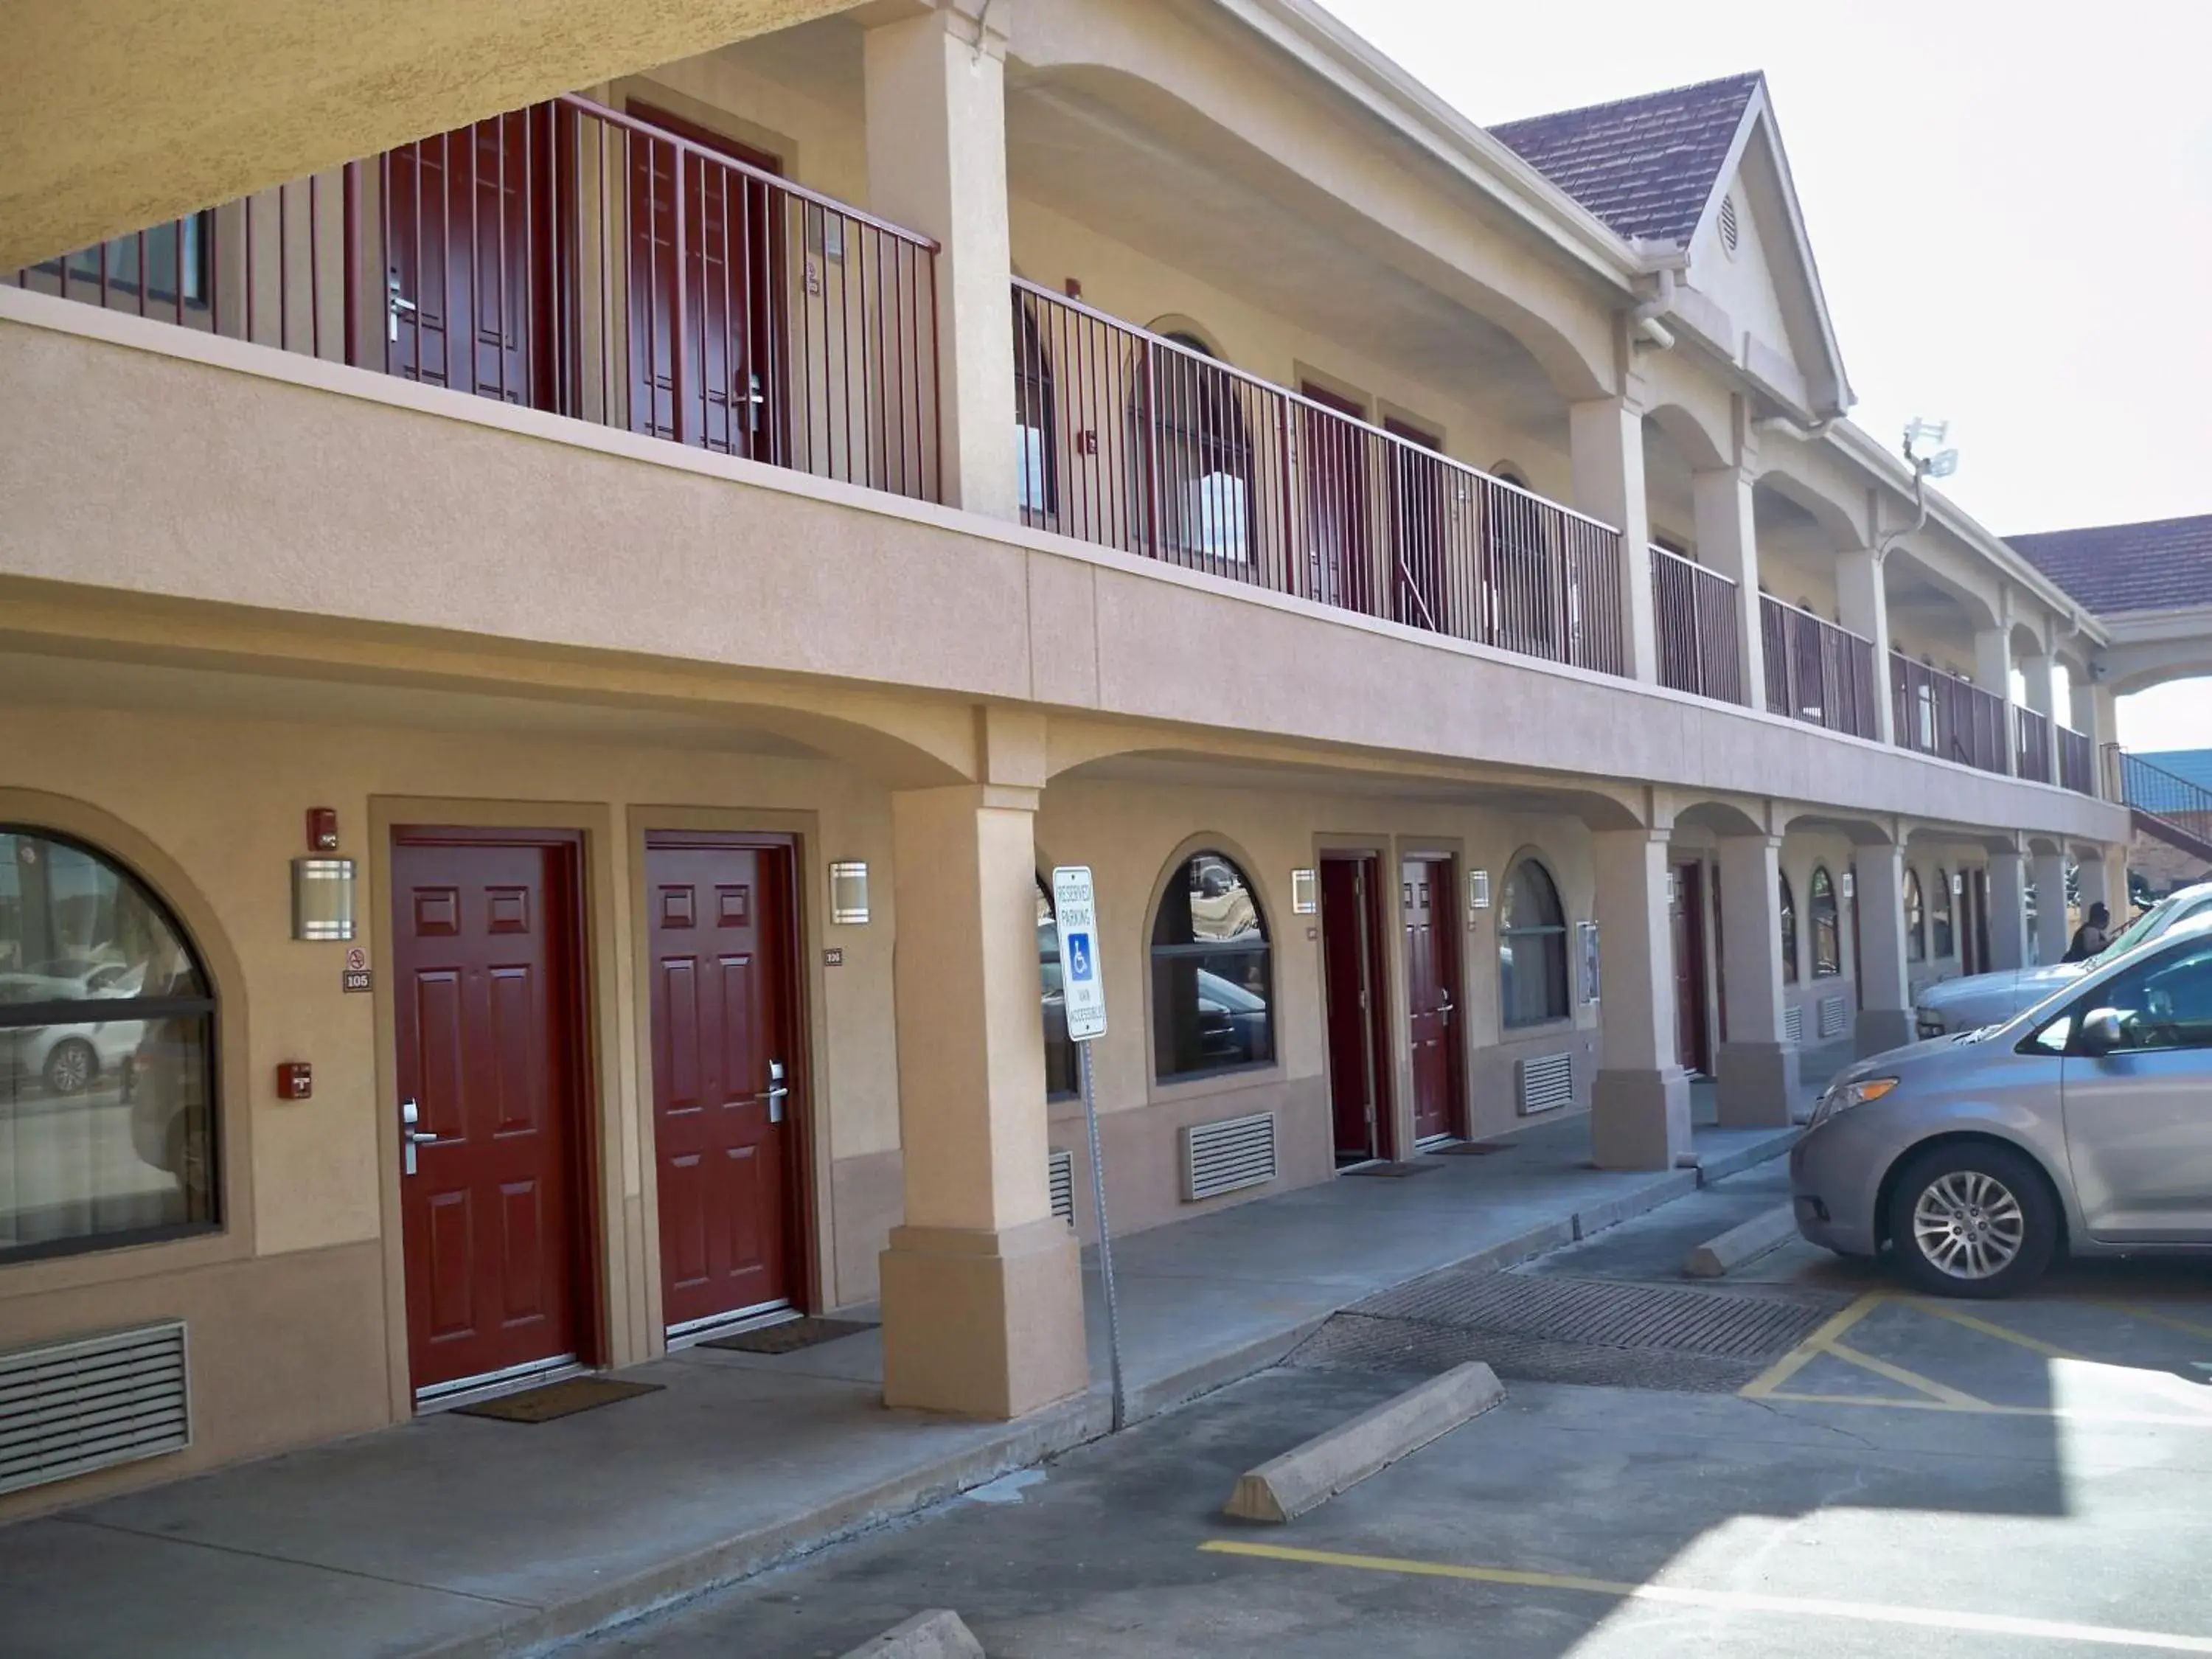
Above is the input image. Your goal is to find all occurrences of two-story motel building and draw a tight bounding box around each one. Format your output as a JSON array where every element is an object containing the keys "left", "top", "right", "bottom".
[{"left": 0, "top": 0, "right": 2130, "bottom": 1514}]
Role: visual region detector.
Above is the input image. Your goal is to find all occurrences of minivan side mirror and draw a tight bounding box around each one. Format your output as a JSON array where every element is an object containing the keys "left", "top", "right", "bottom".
[{"left": 2076, "top": 1008, "right": 2126, "bottom": 1058}]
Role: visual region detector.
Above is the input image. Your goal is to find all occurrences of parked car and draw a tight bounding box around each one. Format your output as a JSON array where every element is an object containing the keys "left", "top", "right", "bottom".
[
  {"left": 0, "top": 959, "right": 145, "bottom": 1097},
  {"left": 1913, "top": 880, "right": 2212, "bottom": 1038},
  {"left": 1795, "top": 912, "right": 2212, "bottom": 1296}
]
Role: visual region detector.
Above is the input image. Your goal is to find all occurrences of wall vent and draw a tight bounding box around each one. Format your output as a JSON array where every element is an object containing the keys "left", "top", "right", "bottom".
[
  {"left": 1818, "top": 995, "right": 1849, "bottom": 1040},
  {"left": 1181, "top": 1112, "right": 1278, "bottom": 1203},
  {"left": 1, "top": 1322, "right": 189, "bottom": 1498},
  {"left": 1515, "top": 1052, "right": 1575, "bottom": 1116},
  {"left": 1047, "top": 1149, "right": 1076, "bottom": 1225},
  {"left": 1719, "top": 193, "right": 1742, "bottom": 254},
  {"left": 1783, "top": 1005, "right": 1805, "bottom": 1045}
]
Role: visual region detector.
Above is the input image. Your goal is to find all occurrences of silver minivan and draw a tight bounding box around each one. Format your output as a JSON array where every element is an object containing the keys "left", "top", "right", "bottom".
[{"left": 1794, "top": 913, "right": 2212, "bottom": 1296}]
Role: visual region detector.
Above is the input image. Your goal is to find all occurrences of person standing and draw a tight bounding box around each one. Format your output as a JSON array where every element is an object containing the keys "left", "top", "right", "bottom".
[{"left": 2064, "top": 902, "right": 2112, "bottom": 963}]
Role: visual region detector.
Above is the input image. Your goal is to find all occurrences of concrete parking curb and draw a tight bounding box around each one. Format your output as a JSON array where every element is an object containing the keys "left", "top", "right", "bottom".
[
  {"left": 837, "top": 1610, "right": 984, "bottom": 1659},
  {"left": 1685, "top": 1203, "right": 1799, "bottom": 1278},
  {"left": 1223, "top": 1363, "right": 1504, "bottom": 1522}
]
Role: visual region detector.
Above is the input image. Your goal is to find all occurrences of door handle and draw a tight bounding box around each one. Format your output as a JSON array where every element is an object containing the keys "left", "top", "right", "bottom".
[
  {"left": 386, "top": 271, "right": 418, "bottom": 343},
  {"left": 400, "top": 1096, "right": 439, "bottom": 1176},
  {"left": 765, "top": 1060, "right": 790, "bottom": 1124}
]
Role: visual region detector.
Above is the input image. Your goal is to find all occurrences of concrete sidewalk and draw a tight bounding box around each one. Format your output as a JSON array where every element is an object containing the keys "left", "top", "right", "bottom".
[{"left": 0, "top": 1102, "right": 1814, "bottom": 1659}]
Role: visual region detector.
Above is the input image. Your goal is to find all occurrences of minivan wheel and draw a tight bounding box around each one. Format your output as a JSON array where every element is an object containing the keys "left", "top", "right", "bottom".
[
  {"left": 44, "top": 1038, "right": 97, "bottom": 1097},
  {"left": 1887, "top": 1142, "right": 2056, "bottom": 1298}
]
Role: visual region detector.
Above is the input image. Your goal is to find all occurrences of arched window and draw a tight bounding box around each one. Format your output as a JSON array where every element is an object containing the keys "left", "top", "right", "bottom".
[
  {"left": 1014, "top": 300, "right": 1057, "bottom": 527},
  {"left": 1809, "top": 865, "right": 1842, "bottom": 978},
  {"left": 1035, "top": 874, "right": 1078, "bottom": 1101},
  {"left": 1151, "top": 850, "right": 1272, "bottom": 1079},
  {"left": 1500, "top": 858, "right": 1570, "bottom": 1027},
  {"left": 1931, "top": 868, "right": 1955, "bottom": 959},
  {"left": 1, "top": 828, "right": 216, "bottom": 1261},
  {"left": 1140, "top": 333, "right": 1252, "bottom": 568},
  {"left": 1905, "top": 869, "right": 1927, "bottom": 963},
  {"left": 1778, "top": 872, "right": 1799, "bottom": 985}
]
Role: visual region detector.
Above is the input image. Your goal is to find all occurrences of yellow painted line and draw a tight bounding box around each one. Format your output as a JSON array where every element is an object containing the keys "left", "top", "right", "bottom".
[
  {"left": 1200, "top": 1539, "right": 2212, "bottom": 1652},
  {"left": 1823, "top": 1339, "right": 1988, "bottom": 1407},
  {"left": 1739, "top": 1291, "right": 1885, "bottom": 1399},
  {"left": 2103, "top": 1302, "right": 2212, "bottom": 1343},
  {"left": 1761, "top": 1390, "right": 2212, "bottom": 1427},
  {"left": 1906, "top": 1298, "right": 2087, "bottom": 1362}
]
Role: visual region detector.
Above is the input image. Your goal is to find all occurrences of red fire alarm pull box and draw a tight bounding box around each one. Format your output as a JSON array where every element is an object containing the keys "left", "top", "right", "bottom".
[{"left": 276, "top": 1062, "right": 313, "bottom": 1101}]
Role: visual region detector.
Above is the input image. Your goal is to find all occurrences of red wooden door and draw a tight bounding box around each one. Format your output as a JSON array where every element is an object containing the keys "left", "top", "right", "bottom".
[
  {"left": 647, "top": 835, "right": 803, "bottom": 1331},
  {"left": 1402, "top": 857, "right": 1463, "bottom": 1144},
  {"left": 1385, "top": 417, "right": 1448, "bottom": 632},
  {"left": 627, "top": 105, "right": 785, "bottom": 460},
  {"left": 385, "top": 108, "right": 552, "bottom": 406},
  {"left": 1301, "top": 383, "right": 1371, "bottom": 612},
  {"left": 1672, "top": 860, "right": 1711, "bottom": 1075},
  {"left": 1320, "top": 855, "right": 1388, "bottom": 1164},
  {"left": 393, "top": 831, "right": 591, "bottom": 1397}
]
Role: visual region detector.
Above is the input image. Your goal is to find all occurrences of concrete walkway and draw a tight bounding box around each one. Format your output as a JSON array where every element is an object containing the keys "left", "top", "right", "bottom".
[{"left": 0, "top": 1102, "right": 1816, "bottom": 1659}]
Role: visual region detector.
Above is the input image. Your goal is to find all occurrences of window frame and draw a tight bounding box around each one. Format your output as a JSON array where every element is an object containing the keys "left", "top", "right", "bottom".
[
  {"left": 1499, "top": 856, "right": 1572, "bottom": 1029},
  {"left": 1779, "top": 871, "right": 1798, "bottom": 985},
  {"left": 1147, "top": 848, "right": 1276, "bottom": 1085},
  {"left": 1809, "top": 864, "right": 1843, "bottom": 979},
  {"left": 2037, "top": 934, "right": 2212, "bottom": 1057},
  {"left": 1930, "top": 867, "right": 1955, "bottom": 959},
  {"left": 1905, "top": 869, "right": 1927, "bottom": 964},
  {"left": 1035, "top": 872, "right": 1080, "bottom": 1102}
]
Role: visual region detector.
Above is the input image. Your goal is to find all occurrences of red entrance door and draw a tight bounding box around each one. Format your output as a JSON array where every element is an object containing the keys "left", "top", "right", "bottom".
[
  {"left": 393, "top": 831, "right": 591, "bottom": 1398},
  {"left": 627, "top": 105, "right": 786, "bottom": 459},
  {"left": 1320, "top": 855, "right": 1391, "bottom": 1164},
  {"left": 1402, "top": 856, "right": 1464, "bottom": 1144},
  {"left": 646, "top": 835, "right": 804, "bottom": 1332},
  {"left": 1672, "top": 860, "right": 1711, "bottom": 1076},
  {"left": 1301, "top": 383, "right": 1372, "bottom": 612}
]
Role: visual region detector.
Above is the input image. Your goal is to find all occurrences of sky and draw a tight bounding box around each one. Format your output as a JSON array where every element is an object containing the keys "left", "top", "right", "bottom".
[{"left": 1317, "top": 0, "right": 2212, "bottom": 751}]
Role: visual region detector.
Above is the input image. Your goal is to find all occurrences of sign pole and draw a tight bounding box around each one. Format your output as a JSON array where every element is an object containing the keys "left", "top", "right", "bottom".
[
  {"left": 1051, "top": 865, "right": 1125, "bottom": 1433},
  {"left": 1077, "top": 1037, "right": 1125, "bottom": 1431}
]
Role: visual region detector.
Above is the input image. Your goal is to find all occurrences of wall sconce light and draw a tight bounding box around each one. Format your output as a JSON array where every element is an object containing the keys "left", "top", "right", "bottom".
[
  {"left": 292, "top": 858, "right": 357, "bottom": 941},
  {"left": 828, "top": 861, "right": 871, "bottom": 925},
  {"left": 1290, "top": 869, "right": 1318, "bottom": 915},
  {"left": 1469, "top": 869, "right": 1492, "bottom": 912},
  {"left": 1666, "top": 869, "right": 1682, "bottom": 908},
  {"left": 1842, "top": 871, "right": 1857, "bottom": 901},
  {"left": 1952, "top": 871, "right": 1964, "bottom": 895}
]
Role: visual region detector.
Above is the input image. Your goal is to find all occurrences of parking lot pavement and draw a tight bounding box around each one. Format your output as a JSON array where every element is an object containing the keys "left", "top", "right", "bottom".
[{"left": 571, "top": 1168, "right": 2212, "bottom": 1658}]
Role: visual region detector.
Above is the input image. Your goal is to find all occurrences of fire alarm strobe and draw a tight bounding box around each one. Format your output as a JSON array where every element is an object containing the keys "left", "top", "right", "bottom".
[
  {"left": 276, "top": 1062, "right": 313, "bottom": 1101},
  {"left": 306, "top": 807, "right": 340, "bottom": 852}
]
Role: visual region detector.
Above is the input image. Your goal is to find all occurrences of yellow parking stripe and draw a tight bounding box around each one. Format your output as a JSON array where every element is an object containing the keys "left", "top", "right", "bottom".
[
  {"left": 2102, "top": 1303, "right": 2212, "bottom": 1343},
  {"left": 1739, "top": 1292, "right": 1885, "bottom": 1399},
  {"left": 1822, "top": 1340, "right": 1986, "bottom": 1407},
  {"left": 1753, "top": 1392, "right": 2212, "bottom": 1427},
  {"left": 1200, "top": 1540, "right": 2212, "bottom": 1651},
  {"left": 1906, "top": 1298, "right": 2086, "bottom": 1362}
]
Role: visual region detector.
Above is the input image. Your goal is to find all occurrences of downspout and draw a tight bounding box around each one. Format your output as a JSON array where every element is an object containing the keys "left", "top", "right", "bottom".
[{"left": 1631, "top": 265, "right": 1677, "bottom": 351}]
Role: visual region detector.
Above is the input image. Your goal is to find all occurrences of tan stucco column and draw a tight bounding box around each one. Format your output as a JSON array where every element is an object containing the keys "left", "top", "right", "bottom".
[
  {"left": 2076, "top": 847, "right": 2124, "bottom": 922},
  {"left": 1988, "top": 848, "right": 2031, "bottom": 970},
  {"left": 2032, "top": 847, "right": 2071, "bottom": 965},
  {"left": 863, "top": 0, "right": 1018, "bottom": 520},
  {"left": 1569, "top": 396, "right": 1660, "bottom": 684},
  {"left": 1714, "top": 833, "right": 1798, "bottom": 1124},
  {"left": 1590, "top": 827, "right": 1692, "bottom": 1169},
  {"left": 1690, "top": 465, "right": 1767, "bottom": 708},
  {"left": 1836, "top": 549, "right": 1896, "bottom": 745},
  {"left": 2075, "top": 678, "right": 2119, "bottom": 798},
  {"left": 1853, "top": 846, "right": 1915, "bottom": 1055},
  {"left": 880, "top": 775, "right": 1087, "bottom": 1418},
  {"left": 1973, "top": 626, "right": 2013, "bottom": 700}
]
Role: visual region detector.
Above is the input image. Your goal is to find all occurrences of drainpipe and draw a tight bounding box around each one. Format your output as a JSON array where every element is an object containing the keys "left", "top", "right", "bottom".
[{"left": 1631, "top": 267, "right": 1677, "bottom": 351}]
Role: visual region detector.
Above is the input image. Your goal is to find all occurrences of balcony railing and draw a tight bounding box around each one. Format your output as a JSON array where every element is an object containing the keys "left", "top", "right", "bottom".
[
  {"left": 1651, "top": 548, "right": 1745, "bottom": 704},
  {"left": 1891, "top": 654, "right": 2009, "bottom": 775},
  {"left": 2014, "top": 705, "right": 2054, "bottom": 785},
  {"left": 1759, "top": 597, "right": 1878, "bottom": 739},
  {"left": 2056, "top": 723, "right": 2095, "bottom": 796},
  {"left": 1012, "top": 280, "right": 1627, "bottom": 677},
  {"left": 9, "top": 95, "right": 943, "bottom": 502}
]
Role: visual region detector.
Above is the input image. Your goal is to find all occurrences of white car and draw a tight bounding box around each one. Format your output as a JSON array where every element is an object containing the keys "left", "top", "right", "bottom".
[{"left": 0, "top": 959, "right": 147, "bottom": 1097}]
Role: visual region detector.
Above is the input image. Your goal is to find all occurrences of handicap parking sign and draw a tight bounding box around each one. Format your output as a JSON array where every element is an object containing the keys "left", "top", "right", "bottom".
[{"left": 1051, "top": 867, "right": 1107, "bottom": 1040}]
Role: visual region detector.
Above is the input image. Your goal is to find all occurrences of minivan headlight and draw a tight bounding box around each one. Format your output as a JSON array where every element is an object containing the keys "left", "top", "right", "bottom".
[{"left": 1809, "top": 1076, "right": 1899, "bottom": 1129}]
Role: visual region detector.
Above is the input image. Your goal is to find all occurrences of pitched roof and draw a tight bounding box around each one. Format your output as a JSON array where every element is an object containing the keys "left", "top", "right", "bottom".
[
  {"left": 2004, "top": 514, "right": 2212, "bottom": 616},
  {"left": 1489, "top": 73, "right": 1762, "bottom": 246}
]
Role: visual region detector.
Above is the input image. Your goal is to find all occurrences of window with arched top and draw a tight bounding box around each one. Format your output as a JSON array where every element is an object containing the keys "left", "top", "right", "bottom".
[
  {"left": 1150, "top": 850, "right": 1273, "bottom": 1080},
  {"left": 1014, "top": 300, "right": 1057, "bottom": 527},
  {"left": 1035, "top": 874, "right": 1079, "bottom": 1101},
  {"left": 1809, "top": 865, "right": 1842, "bottom": 978},
  {"left": 1500, "top": 858, "right": 1571, "bottom": 1027},
  {"left": 1138, "top": 332, "right": 1253, "bottom": 566},
  {"left": 1931, "top": 868, "right": 1955, "bottom": 959},
  {"left": 1, "top": 827, "right": 218, "bottom": 1261},
  {"left": 1905, "top": 869, "right": 1927, "bottom": 963},
  {"left": 1779, "top": 872, "right": 1799, "bottom": 984}
]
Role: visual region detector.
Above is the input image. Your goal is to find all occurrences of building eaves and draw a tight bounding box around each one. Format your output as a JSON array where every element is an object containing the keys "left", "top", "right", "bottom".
[{"left": 2004, "top": 515, "right": 2212, "bottom": 619}]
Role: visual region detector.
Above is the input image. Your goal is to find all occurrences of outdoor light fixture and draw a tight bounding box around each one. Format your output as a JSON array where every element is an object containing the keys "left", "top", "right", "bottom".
[
  {"left": 292, "top": 858, "right": 357, "bottom": 941},
  {"left": 1290, "top": 869, "right": 1318, "bottom": 915},
  {"left": 1469, "top": 869, "right": 1492, "bottom": 911},
  {"left": 828, "top": 861, "right": 871, "bottom": 925},
  {"left": 1904, "top": 417, "right": 1959, "bottom": 481},
  {"left": 1842, "top": 870, "right": 1857, "bottom": 901}
]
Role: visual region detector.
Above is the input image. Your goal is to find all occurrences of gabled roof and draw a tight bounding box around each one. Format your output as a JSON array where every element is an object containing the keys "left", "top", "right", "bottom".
[
  {"left": 2006, "top": 514, "right": 2212, "bottom": 616},
  {"left": 1488, "top": 73, "right": 1762, "bottom": 248}
]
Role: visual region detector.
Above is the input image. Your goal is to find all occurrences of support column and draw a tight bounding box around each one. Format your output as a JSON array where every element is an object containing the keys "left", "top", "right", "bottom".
[
  {"left": 864, "top": 1, "right": 1017, "bottom": 520},
  {"left": 2076, "top": 848, "right": 2123, "bottom": 922},
  {"left": 1973, "top": 625, "right": 2013, "bottom": 698},
  {"left": 1714, "top": 834, "right": 1798, "bottom": 1125},
  {"left": 1853, "top": 846, "right": 1916, "bottom": 1055},
  {"left": 1988, "top": 848, "right": 2031, "bottom": 970},
  {"left": 1570, "top": 396, "right": 1659, "bottom": 684},
  {"left": 1590, "top": 827, "right": 1693, "bottom": 1169},
  {"left": 2020, "top": 653, "right": 2060, "bottom": 716},
  {"left": 1691, "top": 465, "right": 1767, "bottom": 708},
  {"left": 2032, "top": 847, "right": 2071, "bottom": 965},
  {"left": 880, "top": 772, "right": 1087, "bottom": 1418},
  {"left": 1835, "top": 549, "right": 1896, "bottom": 744}
]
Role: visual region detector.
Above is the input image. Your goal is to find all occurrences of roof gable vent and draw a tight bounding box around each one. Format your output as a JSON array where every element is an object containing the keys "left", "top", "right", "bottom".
[{"left": 1719, "top": 192, "right": 1742, "bottom": 255}]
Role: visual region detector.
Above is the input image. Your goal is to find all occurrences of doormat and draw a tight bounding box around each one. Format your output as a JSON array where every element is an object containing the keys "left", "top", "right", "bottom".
[
  {"left": 452, "top": 1377, "right": 664, "bottom": 1424},
  {"left": 1342, "top": 1160, "right": 1441, "bottom": 1178},
  {"left": 1431, "top": 1141, "right": 1516, "bottom": 1156},
  {"left": 700, "top": 1316, "right": 877, "bottom": 1355}
]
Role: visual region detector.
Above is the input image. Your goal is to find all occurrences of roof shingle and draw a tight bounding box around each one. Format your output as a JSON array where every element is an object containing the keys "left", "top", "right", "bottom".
[
  {"left": 2005, "top": 514, "right": 2212, "bottom": 616},
  {"left": 1489, "top": 72, "right": 1762, "bottom": 246}
]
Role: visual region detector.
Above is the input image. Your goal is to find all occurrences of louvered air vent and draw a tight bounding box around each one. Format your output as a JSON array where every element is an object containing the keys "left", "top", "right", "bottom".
[
  {"left": 1048, "top": 1149, "right": 1075, "bottom": 1225},
  {"left": 1, "top": 1322, "right": 189, "bottom": 1497},
  {"left": 1818, "top": 995, "right": 1849, "bottom": 1040},
  {"left": 1181, "top": 1112, "right": 1277, "bottom": 1202},
  {"left": 1784, "top": 1006, "right": 1805, "bottom": 1045},
  {"left": 1515, "top": 1052, "right": 1575, "bottom": 1116}
]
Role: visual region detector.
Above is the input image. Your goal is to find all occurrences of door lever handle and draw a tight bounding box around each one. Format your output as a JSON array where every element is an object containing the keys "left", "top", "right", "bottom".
[
  {"left": 400, "top": 1097, "right": 439, "bottom": 1175},
  {"left": 766, "top": 1060, "right": 790, "bottom": 1124}
]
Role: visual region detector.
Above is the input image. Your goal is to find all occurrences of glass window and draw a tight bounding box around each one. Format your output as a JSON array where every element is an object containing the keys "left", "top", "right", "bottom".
[
  {"left": 1, "top": 829, "right": 218, "bottom": 1262},
  {"left": 1810, "top": 866, "right": 1842, "bottom": 978},
  {"left": 1931, "top": 869, "right": 1955, "bottom": 959},
  {"left": 2073, "top": 937, "right": 2212, "bottom": 1054},
  {"left": 1143, "top": 334, "right": 1253, "bottom": 566},
  {"left": 42, "top": 215, "right": 211, "bottom": 307},
  {"left": 1150, "top": 851, "right": 1273, "bottom": 1080},
  {"left": 1905, "top": 870, "right": 1927, "bottom": 963},
  {"left": 1014, "top": 303, "right": 1057, "bottom": 526},
  {"left": 1500, "top": 858, "right": 1570, "bottom": 1028},
  {"left": 1779, "top": 872, "right": 1798, "bottom": 985},
  {"left": 1036, "top": 875, "right": 1079, "bottom": 1101}
]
